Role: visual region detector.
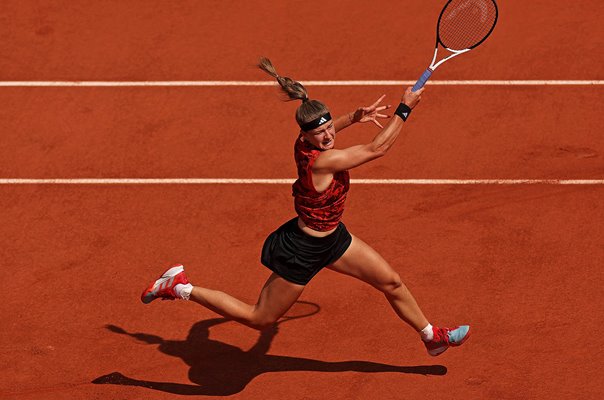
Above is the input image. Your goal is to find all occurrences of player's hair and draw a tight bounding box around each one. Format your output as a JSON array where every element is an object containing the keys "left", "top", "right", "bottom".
[{"left": 258, "top": 57, "right": 329, "bottom": 128}]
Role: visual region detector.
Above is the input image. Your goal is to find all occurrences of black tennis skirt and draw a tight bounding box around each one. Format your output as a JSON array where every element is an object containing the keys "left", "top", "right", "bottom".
[{"left": 261, "top": 217, "right": 352, "bottom": 285}]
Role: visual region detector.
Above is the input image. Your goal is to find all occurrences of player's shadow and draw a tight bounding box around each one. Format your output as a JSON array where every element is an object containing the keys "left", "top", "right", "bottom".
[{"left": 93, "top": 303, "right": 446, "bottom": 396}]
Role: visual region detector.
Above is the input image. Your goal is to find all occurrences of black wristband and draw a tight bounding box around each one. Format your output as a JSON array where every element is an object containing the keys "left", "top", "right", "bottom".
[{"left": 394, "top": 103, "right": 412, "bottom": 122}]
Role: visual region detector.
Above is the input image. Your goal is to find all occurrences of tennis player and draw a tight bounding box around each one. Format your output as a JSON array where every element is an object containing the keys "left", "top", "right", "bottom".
[{"left": 141, "top": 58, "right": 470, "bottom": 356}]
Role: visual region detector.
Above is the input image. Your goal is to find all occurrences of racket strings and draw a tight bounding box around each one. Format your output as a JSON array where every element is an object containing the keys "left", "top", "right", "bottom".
[{"left": 438, "top": 0, "right": 497, "bottom": 50}]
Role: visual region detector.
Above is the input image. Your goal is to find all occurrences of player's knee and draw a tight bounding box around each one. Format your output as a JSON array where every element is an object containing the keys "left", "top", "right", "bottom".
[
  {"left": 378, "top": 274, "right": 403, "bottom": 296},
  {"left": 249, "top": 314, "right": 278, "bottom": 331}
]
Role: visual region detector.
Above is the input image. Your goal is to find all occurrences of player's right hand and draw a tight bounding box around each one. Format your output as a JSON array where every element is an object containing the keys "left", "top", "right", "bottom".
[{"left": 402, "top": 87, "right": 424, "bottom": 109}]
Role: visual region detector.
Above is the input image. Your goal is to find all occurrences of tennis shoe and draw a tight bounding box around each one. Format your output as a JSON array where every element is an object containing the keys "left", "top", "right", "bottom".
[
  {"left": 141, "top": 264, "right": 189, "bottom": 304},
  {"left": 424, "top": 325, "right": 470, "bottom": 356}
]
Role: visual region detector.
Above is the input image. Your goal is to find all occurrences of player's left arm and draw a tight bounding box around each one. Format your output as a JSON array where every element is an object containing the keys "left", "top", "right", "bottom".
[{"left": 334, "top": 94, "right": 391, "bottom": 133}]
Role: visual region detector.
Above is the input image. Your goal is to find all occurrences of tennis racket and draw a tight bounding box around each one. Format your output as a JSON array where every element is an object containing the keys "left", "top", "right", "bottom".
[{"left": 412, "top": 0, "right": 499, "bottom": 92}]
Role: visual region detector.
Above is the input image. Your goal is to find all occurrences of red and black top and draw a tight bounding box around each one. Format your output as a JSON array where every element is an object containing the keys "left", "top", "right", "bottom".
[{"left": 292, "top": 136, "right": 350, "bottom": 232}]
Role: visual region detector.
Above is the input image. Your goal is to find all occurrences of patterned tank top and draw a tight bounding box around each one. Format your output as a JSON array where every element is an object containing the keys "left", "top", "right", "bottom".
[{"left": 292, "top": 136, "right": 350, "bottom": 231}]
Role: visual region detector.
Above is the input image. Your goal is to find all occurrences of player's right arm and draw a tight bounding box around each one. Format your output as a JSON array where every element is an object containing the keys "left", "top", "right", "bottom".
[{"left": 313, "top": 87, "right": 424, "bottom": 174}]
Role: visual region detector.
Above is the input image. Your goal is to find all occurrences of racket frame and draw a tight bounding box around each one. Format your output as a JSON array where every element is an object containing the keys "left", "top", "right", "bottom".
[
  {"left": 412, "top": 0, "right": 498, "bottom": 92},
  {"left": 427, "top": 47, "right": 470, "bottom": 72}
]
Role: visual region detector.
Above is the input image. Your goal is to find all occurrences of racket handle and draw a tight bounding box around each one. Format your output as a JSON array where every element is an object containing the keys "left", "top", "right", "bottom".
[{"left": 412, "top": 68, "right": 433, "bottom": 92}]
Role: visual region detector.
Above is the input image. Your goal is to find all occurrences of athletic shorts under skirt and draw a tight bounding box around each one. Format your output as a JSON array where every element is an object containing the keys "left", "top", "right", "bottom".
[{"left": 261, "top": 217, "right": 352, "bottom": 285}]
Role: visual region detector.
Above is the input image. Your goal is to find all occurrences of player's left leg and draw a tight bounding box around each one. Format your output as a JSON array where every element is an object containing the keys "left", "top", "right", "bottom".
[
  {"left": 327, "top": 234, "right": 429, "bottom": 331},
  {"left": 328, "top": 234, "right": 470, "bottom": 356}
]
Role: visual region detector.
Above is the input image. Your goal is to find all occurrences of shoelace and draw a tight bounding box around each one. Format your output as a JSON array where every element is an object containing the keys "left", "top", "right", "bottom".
[{"left": 432, "top": 327, "right": 451, "bottom": 344}]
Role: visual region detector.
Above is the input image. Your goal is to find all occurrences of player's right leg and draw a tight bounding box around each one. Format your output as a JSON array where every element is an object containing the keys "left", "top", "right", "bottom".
[
  {"left": 141, "top": 265, "right": 305, "bottom": 330},
  {"left": 189, "top": 272, "right": 305, "bottom": 330}
]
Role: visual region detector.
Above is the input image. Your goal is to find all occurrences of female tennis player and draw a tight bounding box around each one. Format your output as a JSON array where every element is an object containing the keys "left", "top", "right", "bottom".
[{"left": 141, "top": 58, "right": 470, "bottom": 356}]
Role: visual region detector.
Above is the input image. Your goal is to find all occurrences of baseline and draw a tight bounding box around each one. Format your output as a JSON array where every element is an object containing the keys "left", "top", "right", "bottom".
[
  {"left": 1, "top": 179, "right": 603, "bottom": 185},
  {"left": 0, "top": 80, "right": 601, "bottom": 87}
]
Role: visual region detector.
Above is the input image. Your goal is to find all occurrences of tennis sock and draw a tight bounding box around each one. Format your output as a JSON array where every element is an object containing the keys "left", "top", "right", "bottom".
[
  {"left": 174, "top": 283, "right": 193, "bottom": 300},
  {"left": 420, "top": 324, "right": 434, "bottom": 342}
]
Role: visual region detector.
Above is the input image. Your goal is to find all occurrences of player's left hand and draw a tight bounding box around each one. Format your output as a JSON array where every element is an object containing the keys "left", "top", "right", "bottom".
[{"left": 353, "top": 94, "right": 391, "bottom": 128}]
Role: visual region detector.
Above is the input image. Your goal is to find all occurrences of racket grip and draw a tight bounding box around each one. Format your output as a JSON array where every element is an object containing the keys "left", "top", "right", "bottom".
[{"left": 412, "top": 68, "right": 433, "bottom": 92}]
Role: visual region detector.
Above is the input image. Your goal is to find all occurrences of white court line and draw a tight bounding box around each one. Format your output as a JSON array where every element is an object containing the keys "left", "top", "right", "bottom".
[
  {"left": 0, "top": 80, "right": 601, "bottom": 87},
  {"left": 0, "top": 179, "right": 603, "bottom": 185}
]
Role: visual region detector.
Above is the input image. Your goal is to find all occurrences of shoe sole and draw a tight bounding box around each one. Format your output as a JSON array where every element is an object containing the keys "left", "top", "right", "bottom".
[
  {"left": 141, "top": 264, "right": 184, "bottom": 304},
  {"left": 428, "top": 326, "right": 471, "bottom": 356}
]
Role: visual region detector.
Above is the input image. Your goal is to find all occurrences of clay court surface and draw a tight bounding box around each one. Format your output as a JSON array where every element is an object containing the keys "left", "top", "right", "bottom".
[{"left": 1, "top": 1, "right": 603, "bottom": 399}]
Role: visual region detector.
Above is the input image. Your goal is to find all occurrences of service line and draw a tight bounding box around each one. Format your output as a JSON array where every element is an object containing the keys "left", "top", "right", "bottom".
[
  {"left": 0, "top": 80, "right": 601, "bottom": 87},
  {"left": 0, "top": 179, "right": 603, "bottom": 185}
]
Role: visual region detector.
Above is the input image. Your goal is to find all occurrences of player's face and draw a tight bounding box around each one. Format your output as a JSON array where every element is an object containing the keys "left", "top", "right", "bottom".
[{"left": 302, "top": 121, "right": 336, "bottom": 150}]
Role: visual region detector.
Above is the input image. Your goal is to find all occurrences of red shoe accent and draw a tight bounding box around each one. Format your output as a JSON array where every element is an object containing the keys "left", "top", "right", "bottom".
[
  {"left": 140, "top": 264, "right": 189, "bottom": 304},
  {"left": 424, "top": 325, "right": 471, "bottom": 356}
]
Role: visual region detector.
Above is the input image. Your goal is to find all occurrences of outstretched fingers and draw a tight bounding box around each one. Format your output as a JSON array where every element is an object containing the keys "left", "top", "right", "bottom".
[
  {"left": 355, "top": 95, "right": 393, "bottom": 127},
  {"left": 372, "top": 119, "right": 384, "bottom": 128},
  {"left": 371, "top": 94, "right": 387, "bottom": 108}
]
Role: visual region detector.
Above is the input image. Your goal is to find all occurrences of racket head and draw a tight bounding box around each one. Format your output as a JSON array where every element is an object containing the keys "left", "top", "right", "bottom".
[{"left": 437, "top": 0, "right": 498, "bottom": 51}]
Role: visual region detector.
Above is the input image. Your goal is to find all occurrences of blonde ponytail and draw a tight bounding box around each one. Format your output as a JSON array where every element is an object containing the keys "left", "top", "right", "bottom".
[{"left": 258, "top": 57, "right": 329, "bottom": 128}]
